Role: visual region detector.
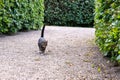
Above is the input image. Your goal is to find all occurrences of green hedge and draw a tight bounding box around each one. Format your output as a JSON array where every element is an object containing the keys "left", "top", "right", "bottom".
[
  {"left": 45, "top": 0, "right": 94, "bottom": 26},
  {"left": 95, "top": 0, "right": 120, "bottom": 63},
  {"left": 0, "top": 0, "right": 44, "bottom": 34}
]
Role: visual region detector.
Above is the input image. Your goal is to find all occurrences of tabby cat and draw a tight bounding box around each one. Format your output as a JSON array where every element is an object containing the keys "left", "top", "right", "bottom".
[{"left": 38, "top": 25, "right": 48, "bottom": 53}]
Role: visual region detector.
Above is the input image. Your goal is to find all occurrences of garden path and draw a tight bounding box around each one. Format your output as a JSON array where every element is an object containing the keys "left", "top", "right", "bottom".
[{"left": 0, "top": 26, "right": 119, "bottom": 80}]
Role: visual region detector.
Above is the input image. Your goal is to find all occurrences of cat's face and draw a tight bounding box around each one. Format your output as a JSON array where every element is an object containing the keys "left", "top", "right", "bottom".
[{"left": 41, "top": 41, "right": 47, "bottom": 48}]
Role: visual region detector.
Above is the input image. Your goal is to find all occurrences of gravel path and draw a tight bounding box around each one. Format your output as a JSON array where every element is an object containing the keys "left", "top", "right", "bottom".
[{"left": 0, "top": 26, "right": 120, "bottom": 80}]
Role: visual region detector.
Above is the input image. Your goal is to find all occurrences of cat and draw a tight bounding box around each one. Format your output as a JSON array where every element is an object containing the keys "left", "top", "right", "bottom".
[{"left": 38, "top": 24, "right": 48, "bottom": 53}]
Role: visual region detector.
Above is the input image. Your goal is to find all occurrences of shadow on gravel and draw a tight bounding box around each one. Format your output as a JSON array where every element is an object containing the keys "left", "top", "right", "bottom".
[{"left": 88, "top": 44, "right": 120, "bottom": 80}]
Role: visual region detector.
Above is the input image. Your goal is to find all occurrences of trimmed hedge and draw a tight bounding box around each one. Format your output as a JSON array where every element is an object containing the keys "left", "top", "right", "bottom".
[
  {"left": 95, "top": 0, "right": 120, "bottom": 63},
  {"left": 0, "top": 0, "right": 44, "bottom": 34},
  {"left": 45, "top": 0, "right": 94, "bottom": 26}
]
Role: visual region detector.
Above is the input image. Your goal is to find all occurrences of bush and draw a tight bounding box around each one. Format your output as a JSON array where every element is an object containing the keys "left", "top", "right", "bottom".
[
  {"left": 0, "top": 0, "right": 44, "bottom": 34},
  {"left": 45, "top": 0, "right": 94, "bottom": 26},
  {"left": 95, "top": 0, "right": 120, "bottom": 63}
]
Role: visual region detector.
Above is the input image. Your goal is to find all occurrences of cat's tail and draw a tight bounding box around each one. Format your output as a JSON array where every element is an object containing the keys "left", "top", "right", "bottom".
[{"left": 41, "top": 24, "right": 45, "bottom": 37}]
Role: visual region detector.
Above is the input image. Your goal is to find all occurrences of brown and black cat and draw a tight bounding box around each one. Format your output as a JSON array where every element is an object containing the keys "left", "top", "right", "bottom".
[{"left": 38, "top": 24, "right": 48, "bottom": 53}]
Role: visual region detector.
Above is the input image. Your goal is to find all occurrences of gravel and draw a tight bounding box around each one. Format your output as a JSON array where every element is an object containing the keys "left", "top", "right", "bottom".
[{"left": 0, "top": 26, "right": 120, "bottom": 80}]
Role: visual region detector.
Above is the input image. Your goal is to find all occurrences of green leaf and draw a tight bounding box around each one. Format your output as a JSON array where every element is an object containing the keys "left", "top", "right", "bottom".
[{"left": 97, "top": 67, "right": 101, "bottom": 73}]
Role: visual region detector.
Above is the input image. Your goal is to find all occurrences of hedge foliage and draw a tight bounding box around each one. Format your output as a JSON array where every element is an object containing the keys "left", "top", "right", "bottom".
[
  {"left": 95, "top": 0, "right": 120, "bottom": 62},
  {"left": 45, "top": 0, "right": 94, "bottom": 26},
  {"left": 0, "top": 0, "right": 44, "bottom": 34}
]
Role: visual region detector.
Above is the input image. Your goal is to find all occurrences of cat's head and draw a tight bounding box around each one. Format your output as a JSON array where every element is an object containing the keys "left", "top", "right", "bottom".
[{"left": 41, "top": 41, "right": 48, "bottom": 48}]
